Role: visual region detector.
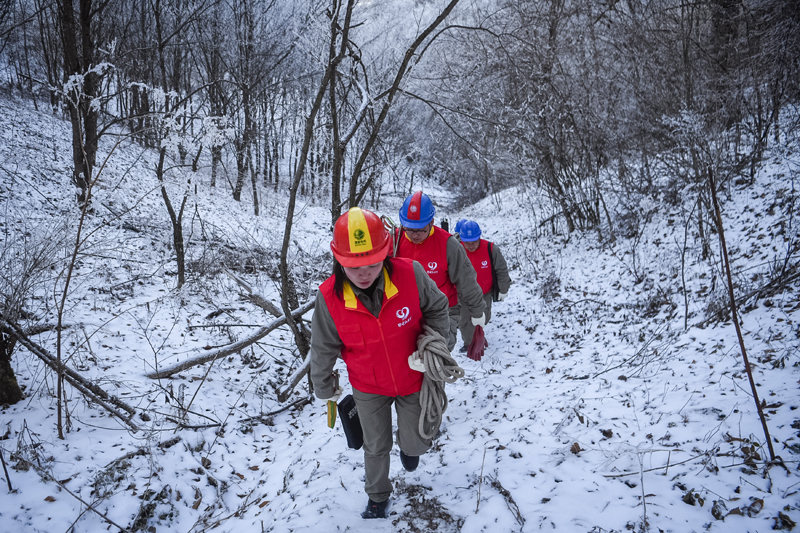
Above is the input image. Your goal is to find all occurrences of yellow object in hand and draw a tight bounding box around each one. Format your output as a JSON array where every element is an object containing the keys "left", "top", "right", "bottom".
[
  {"left": 327, "top": 370, "right": 340, "bottom": 429},
  {"left": 327, "top": 400, "right": 337, "bottom": 428}
]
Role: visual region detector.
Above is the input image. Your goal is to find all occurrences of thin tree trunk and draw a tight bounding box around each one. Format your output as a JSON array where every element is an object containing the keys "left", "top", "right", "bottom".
[
  {"left": 328, "top": 34, "right": 344, "bottom": 227},
  {"left": 157, "top": 148, "right": 187, "bottom": 288},
  {"left": 58, "top": 0, "right": 102, "bottom": 204},
  {"left": 708, "top": 169, "right": 775, "bottom": 461},
  {"left": 250, "top": 145, "right": 259, "bottom": 216},
  {"left": 279, "top": 0, "right": 356, "bottom": 360},
  {"left": 211, "top": 145, "right": 221, "bottom": 187}
]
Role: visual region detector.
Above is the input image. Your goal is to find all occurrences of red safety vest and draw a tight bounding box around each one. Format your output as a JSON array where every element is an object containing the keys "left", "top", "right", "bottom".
[
  {"left": 395, "top": 226, "right": 458, "bottom": 306},
  {"left": 464, "top": 239, "right": 493, "bottom": 295},
  {"left": 319, "top": 258, "right": 424, "bottom": 396}
]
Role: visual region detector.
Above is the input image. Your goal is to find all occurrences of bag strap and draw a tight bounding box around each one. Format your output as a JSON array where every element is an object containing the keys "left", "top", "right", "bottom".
[{"left": 487, "top": 241, "right": 500, "bottom": 301}]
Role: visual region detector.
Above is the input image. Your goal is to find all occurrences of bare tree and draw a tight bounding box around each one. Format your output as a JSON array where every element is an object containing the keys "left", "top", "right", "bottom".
[
  {"left": 56, "top": 0, "right": 114, "bottom": 204},
  {"left": 277, "top": 0, "right": 463, "bottom": 368},
  {"left": 192, "top": 0, "right": 228, "bottom": 188},
  {"left": 229, "top": 0, "right": 302, "bottom": 211}
]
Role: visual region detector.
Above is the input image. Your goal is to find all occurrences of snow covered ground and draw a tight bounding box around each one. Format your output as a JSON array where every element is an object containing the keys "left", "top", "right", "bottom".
[{"left": 1, "top": 95, "right": 799, "bottom": 533}]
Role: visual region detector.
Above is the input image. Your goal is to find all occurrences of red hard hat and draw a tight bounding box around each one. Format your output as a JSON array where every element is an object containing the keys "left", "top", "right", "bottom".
[{"left": 331, "top": 207, "right": 391, "bottom": 267}]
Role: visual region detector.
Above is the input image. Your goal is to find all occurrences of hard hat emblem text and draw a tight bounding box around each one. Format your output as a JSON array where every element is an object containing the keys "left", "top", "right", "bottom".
[{"left": 353, "top": 228, "right": 367, "bottom": 247}]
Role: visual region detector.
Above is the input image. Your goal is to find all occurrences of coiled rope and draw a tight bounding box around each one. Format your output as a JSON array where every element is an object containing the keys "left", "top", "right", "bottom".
[{"left": 415, "top": 325, "right": 465, "bottom": 439}]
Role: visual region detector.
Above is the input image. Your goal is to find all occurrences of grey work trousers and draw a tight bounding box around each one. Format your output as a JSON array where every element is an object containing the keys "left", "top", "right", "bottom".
[
  {"left": 447, "top": 304, "right": 460, "bottom": 352},
  {"left": 353, "top": 388, "right": 433, "bottom": 503},
  {"left": 459, "top": 292, "right": 493, "bottom": 346}
]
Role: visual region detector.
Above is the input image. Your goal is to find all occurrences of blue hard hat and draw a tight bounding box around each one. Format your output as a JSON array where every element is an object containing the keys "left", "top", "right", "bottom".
[
  {"left": 460, "top": 220, "right": 482, "bottom": 242},
  {"left": 399, "top": 191, "right": 435, "bottom": 229},
  {"left": 454, "top": 218, "right": 467, "bottom": 234}
]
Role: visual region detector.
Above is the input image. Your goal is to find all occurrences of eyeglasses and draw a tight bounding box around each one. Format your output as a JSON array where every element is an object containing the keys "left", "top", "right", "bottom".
[{"left": 404, "top": 226, "right": 430, "bottom": 236}]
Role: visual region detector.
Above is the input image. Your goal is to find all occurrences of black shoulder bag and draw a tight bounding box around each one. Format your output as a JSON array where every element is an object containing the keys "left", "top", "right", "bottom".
[{"left": 337, "top": 394, "right": 363, "bottom": 450}]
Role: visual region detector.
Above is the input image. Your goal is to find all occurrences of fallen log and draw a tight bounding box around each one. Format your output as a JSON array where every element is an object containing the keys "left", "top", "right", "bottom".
[
  {"left": 223, "top": 266, "right": 283, "bottom": 318},
  {"left": 0, "top": 317, "right": 140, "bottom": 432},
  {"left": 146, "top": 299, "right": 315, "bottom": 379}
]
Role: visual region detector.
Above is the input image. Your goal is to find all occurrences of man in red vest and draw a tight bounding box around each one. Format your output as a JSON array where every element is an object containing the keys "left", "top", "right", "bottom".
[
  {"left": 458, "top": 220, "right": 512, "bottom": 349},
  {"left": 393, "top": 191, "right": 486, "bottom": 352},
  {"left": 310, "top": 207, "right": 450, "bottom": 519}
]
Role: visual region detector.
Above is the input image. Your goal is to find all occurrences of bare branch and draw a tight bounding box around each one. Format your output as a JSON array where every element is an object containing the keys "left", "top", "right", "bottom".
[
  {"left": 277, "top": 353, "right": 311, "bottom": 403},
  {"left": 0, "top": 318, "right": 139, "bottom": 432},
  {"left": 146, "top": 299, "right": 315, "bottom": 379},
  {"left": 223, "top": 266, "right": 282, "bottom": 317}
]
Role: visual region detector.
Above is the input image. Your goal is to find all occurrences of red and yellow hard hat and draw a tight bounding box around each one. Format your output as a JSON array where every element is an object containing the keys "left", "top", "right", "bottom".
[{"left": 331, "top": 207, "right": 391, "bottom": 267}]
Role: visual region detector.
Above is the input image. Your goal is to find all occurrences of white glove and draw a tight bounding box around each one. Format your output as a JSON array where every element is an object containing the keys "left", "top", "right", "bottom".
[
  {"left": 471, "top": 313, "right": 487, "bottom": 328},
  {"left": 318, "top": 386, "right": 342, "bottom": 404},
  {"left": 498, "top": 292, "right": 507, "bottom": 301},
  {"left": 408, "top": 352, "right": 425, "bottom": 373}
]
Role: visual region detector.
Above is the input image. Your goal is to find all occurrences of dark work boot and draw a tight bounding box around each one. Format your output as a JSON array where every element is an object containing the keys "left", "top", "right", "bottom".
[
  {"left": 400, "top": 451, "right": 419, "bottom": 472},
  {"left": 361, "top": 499, "right": 389, "bottom": 519}
]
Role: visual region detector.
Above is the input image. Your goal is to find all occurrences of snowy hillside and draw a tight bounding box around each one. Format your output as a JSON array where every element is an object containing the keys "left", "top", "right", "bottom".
[{"left": 1, "top": 95, "right": 799, "bottom": 533}]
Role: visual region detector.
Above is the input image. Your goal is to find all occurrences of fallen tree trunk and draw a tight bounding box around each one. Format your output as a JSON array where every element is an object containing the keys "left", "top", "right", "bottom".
[
  {"left": 223, "top": 266, "right": 283, "bottom": 318},
  {"left": 0, "top": 317, "right": 140, "bottom": 432},
  {"left": 146, "top": 299, "right": 315, "bottom": 379}
]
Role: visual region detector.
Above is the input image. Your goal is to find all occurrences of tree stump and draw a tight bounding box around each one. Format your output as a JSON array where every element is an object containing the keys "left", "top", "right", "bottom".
[{"left": 0, "top": 331, "right": 23, "bottom": 404}]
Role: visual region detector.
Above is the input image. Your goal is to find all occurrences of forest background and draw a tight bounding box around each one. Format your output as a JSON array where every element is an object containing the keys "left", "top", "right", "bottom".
[{"left": 0, "top": 0, "right": 799, "bottom": 532}]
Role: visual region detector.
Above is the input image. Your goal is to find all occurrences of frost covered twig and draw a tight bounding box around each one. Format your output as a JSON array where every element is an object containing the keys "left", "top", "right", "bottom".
[
  {"left": 553, "top": 398, "right": 585, "bottom": 435},
  {"left": 277, "top": 347, "right": 311, "bottom": 403},
  {"left": 238, "top": 396, "right": 312, "bottom": 427},
  {"left": 593, "top": 321, "right": 672, "bottom": 379},
  {"left": 603, "top": 451, "right": 705, "bottom": 478},
  {"left": 637, "top": 452, "right": 648, "bottom": 532},
  {"left": 0, "top": 446, "right": 12, "bottom": 491},
  {"left": 487, "top": 474, "right": 525, "bottom": 527},
  {"left": 14, "top": 431, "right": 131, "bottom": 532},
  {"left": 475, "top": 440, "right": 499, "bottom": 514}
]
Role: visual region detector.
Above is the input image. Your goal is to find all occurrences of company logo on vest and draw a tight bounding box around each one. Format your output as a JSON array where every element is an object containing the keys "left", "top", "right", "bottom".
[
  {"left": 481, "top": 260, "right": 488, "bottom": 268},
  {"left": 427, "top": 261, "right": 438, "bottom": 274},
  {"left": 396, "top": 306, "right": 411, "bottom": 327}
]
